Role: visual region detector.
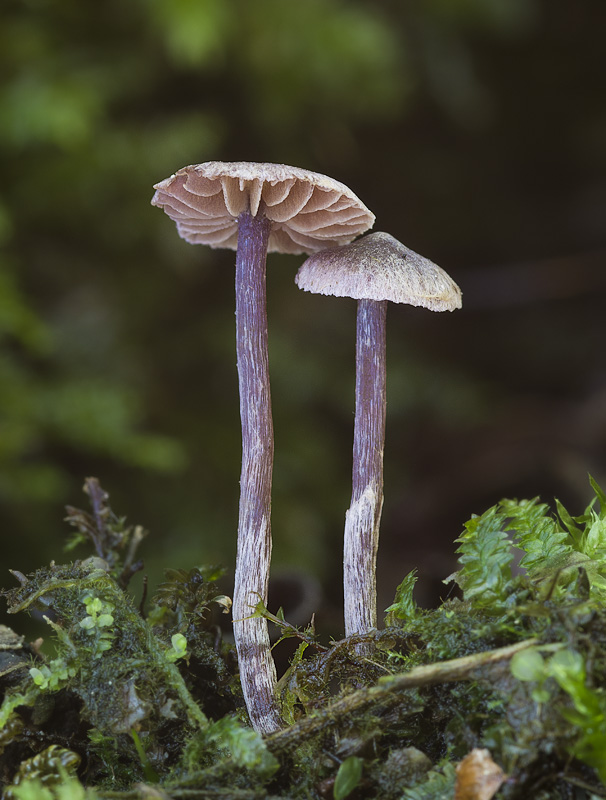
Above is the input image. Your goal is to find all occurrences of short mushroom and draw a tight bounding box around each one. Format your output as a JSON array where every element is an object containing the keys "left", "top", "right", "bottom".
[
  {"left": 295, "top": 231, "right": 461, "bottom": 642},
  {"left": 152, "top": 162, "right": 374, "bottom": 733}
]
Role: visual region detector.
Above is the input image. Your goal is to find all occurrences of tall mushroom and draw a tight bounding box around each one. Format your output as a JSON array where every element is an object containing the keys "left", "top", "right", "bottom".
[
  {"left": 295, "top": 232, "right": 461, "bottom": 643},
  {"left": 151, "top": 162, "right": 374, "bottom": 733}
]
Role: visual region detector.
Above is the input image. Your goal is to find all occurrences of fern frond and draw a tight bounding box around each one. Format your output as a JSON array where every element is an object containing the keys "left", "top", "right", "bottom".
[
  {"left": 500, "top": 498, "right": 572, "bottom": 574},
  {"left": 450, "top": 506, "right": 513, "bottom": 609}
]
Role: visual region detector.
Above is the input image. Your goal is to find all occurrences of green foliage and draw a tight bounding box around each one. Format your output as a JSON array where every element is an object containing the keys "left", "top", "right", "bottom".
[
  {"left": 1, "top": 561, "right": 208, "bottom": 740},
  {"left": 8, "top": 775, "right": 99, "bottom": 800},
  {"left": 0, "top": 688, "right": 37, "bottom": 730},
  {"left": 0, "top": 260, "right": 186, "bottom": 510},
  {"left": 201, "top": 716, "right": 279, "bottom": 777},
  {"left": 4, "top": 746, "right": 83, "bottom": 800},
  {"left": 78, "top": 593, "right": 116, "bottom": 658},
  {"left": 29, "top": 658, "right": 77, "bottom": 691},
  {"left": 384, "top": 570, "right": 419, "bottom": 626},
  {"left": 6, "top": 480, "right": 606, "bottom": 797},
  {"left": 64, "top": 477, "right": 150, "bottom": 590},
  {"left": 502, "top": 497, "right": 572, "bottom": 573},
  {"left": 512, "top": 646, "right": 606, "bottom": 783},
  {"left": 250, "top": 597, "right": 322, "bottom": 650},
  {"left": 79, "top": 594, "right": 115, "bottom": 630},
  {"left": 0, "top": 0, "right": 404, "bottom": 527},
  {"left": 446, "top": 479, "right": 606, "bottom": 612},
  {"left": 510, "top": 645, "right": 549, "bottom": 684},
  {"left": 148, "top": 0, "right": 231, "bottom": 68},
  {"left": 0, "top": 481, "right": 286, "bottom": 795},
  {"left": 277, "top": 640, "right": 310, "bottom": 726},
  {"left": 0, "top": 0, "right": 541, "bottom": 579},
  {"left": 230, "top": 0, "right": 405, "bottom": 130},
  {"left": 165, "top": 632, "right": 188, "bottom": 663},
  {"left": 130, "top": 728, "right": 160, "bottom": 784},
  {"left": 449, "top": 506, "right": 514, "bottom": 610},
  {"left": 400, "top": 763, "right": 457, "bottom": 800},
  {"left": 150, "top": 564, "right": 230, "bottom": 631},
  {"left": 333, "top": 756, "right": 363, "bottom": 800},
  {"left": 0, "top": 267, "right": 50, "bottom": 352},
  {"left": 374, "top": 479, "right": 606, "bottom": 796}
]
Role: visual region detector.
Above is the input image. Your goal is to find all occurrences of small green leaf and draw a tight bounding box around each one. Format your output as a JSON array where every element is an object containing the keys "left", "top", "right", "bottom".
[
  {"left": 333, "top": 756, "right": 363, "bottom": 800},
  {"left": 170, "top": 633, "right": 187, "bottom": 660},
  {"left": 165, "top": 633, "right": 188, "bottom": 663},
  {"left": 385, "top": 570, "right": 418, "bottom": 625},
  {"left": 589, "top": 474, "right": 606, "bottom": 511},
  {"left": 203, "top": 716, "right": 278, "bottom": 778},
  {"left": 29, "top": 667, "right": 48, "bottom": 688},
  {"left": 502, "top": 497, "right": 571, "bottom": 574},
  {"left": 555, "top": 498, "right": 583, "bottom": 548},
  {"left": 451, "top": 506, "right": 513, "bottom": 608},
  {"left": 547, "top": 648, "right": 585, "bottom": 684},
  {"left": 510, "top": 648, "right": 545, "bottom": 682},
  {"left": 531, "top": 687, "right": 551, "bottom": 704},
  {"left": 7, "top": 780, "right": 55, "bottom": 800},
  {"left": 582, "top": 513, "right": 606, "bottom": 558},
  {"left": 86, "top": 597, "right": 103, "bottom": 614}
]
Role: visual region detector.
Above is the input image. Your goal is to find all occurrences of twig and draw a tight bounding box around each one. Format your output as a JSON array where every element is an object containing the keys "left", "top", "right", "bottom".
[
  {"left": 97, "top": 789, "right": 275, "bottom": 800},
  {"left": 95, "top": 639, "right": 538, "bottom": 799},
  {"left": 266, "top": 638, "right": 538, "bottom": 752}
]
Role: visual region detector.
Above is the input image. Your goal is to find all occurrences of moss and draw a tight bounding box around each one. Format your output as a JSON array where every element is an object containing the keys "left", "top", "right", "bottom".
[{"left": 3, "top": 478, "right": 606, "bottom": 798}]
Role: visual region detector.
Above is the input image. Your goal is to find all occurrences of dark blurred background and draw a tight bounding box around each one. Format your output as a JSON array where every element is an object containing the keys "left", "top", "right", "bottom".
[{"left": 2, "top": 0, "right": 606, "bottom": 641}]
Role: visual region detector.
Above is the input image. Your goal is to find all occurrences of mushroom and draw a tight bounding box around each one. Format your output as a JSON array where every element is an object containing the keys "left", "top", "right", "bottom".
[
  {"left": 151, "top": 162, "right": 374, "bottom": 733},
  {"left": 295, "top": 231, "right": 461, "bottom": 642}
]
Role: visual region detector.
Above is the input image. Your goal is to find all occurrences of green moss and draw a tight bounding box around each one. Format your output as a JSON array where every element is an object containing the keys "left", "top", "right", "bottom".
[{"left": 3, "top": 478, "right": 606, "bottom": 798}]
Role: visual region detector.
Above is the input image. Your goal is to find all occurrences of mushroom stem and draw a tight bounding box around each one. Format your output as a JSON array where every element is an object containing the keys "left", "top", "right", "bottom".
[
  {"left": 233, "top": 210, "right": 282, "bottom": 734},
  {"left": 344, "top": 298, "right": 387, "bottom": 639}
]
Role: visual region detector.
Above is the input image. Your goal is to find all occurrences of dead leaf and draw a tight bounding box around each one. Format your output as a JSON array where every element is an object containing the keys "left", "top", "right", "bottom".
[{"left": 454, "top": 748, "right": 506, "bottom": 800}]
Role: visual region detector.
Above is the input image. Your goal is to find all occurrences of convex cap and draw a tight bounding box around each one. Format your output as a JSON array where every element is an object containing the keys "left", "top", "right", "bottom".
[
  {"left": 152, "top": 161, "right": 375, "bottom": 255},
  {"left": 296, "top": 231, "right": 462, "bottom": 311}
]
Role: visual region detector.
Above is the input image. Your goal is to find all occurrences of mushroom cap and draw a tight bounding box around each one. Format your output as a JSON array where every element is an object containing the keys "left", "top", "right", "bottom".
[
  {"left": 295, "top": 231, "right": 462, "bottom": 311},
  {"left": 151, "top": 161, "right": 375, "bottom": 255}
]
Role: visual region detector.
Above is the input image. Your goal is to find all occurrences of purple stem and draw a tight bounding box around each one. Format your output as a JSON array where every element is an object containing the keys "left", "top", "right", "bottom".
[
  {"left": 232, "top": 210, "right": 282, "bottom": 734},
  {"left": 344, "top": 298, "right": 387, "bottom": 638}
]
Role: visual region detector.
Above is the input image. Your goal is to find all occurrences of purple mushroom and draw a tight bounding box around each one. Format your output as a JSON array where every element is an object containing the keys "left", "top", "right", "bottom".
[
  {"left": 296, "top": 232, "right": 462, "bottom": 644},
  {"left": 152, "top": 162, "right": 374, "bottom": 732}
]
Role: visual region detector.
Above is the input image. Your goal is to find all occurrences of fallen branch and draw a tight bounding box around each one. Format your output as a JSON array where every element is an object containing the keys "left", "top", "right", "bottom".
[
  {"left": 266, "top": 638, "right": 538, "bottom": 752},
  {"left": 96, "top": 638, "right": 538, "bottom": 799}
]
